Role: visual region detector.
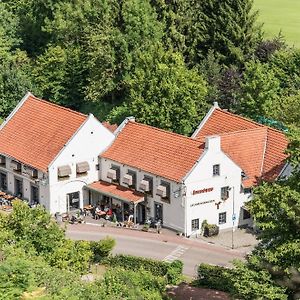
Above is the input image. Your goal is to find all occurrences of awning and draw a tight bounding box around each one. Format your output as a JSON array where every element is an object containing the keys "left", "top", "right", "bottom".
[
  {"left": 76, "top": 161, "right": 90, "bottom": 173},
  {"left": 58, "top": 165, "right": 71, "bottom": 177},
  {"left": 87, "top": 180, "right": 144, "bottom": 204},
  {"left": 140, "top": 179, "right": 150, "bottom": 192},
  {"left": 107, "top": 168, "right": 117, "bottom": 180},
  {"left": 123, "top": 174, "right": 133, "bottom": 186},
  {"left": 156, "top": 185, "right": 167, "bottom": 197}
]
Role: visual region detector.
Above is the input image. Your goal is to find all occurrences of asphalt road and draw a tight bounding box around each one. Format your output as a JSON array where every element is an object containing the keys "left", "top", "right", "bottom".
[{"left": 66, "top": 224, "right": 245, "bottom": 277}]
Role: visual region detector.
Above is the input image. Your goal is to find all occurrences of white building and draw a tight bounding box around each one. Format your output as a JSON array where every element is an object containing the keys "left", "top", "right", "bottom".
[
  {"left": 86, "top": 103, "right": 288, "bottom": 236},
  {"left": 0, "top": 94, "right": 289, "bottom": 237},
  {"left": 0, "top": 93, "right": 115, "bottom": 213}
]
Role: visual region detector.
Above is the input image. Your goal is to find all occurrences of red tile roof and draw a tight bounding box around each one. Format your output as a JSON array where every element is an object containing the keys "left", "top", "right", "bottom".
[
  {"left": 197, "top": 108, "right": 260, "bottom": 136},
  {"left": 0, "top": 94, "right": 87, "bottom": 171},
  {"left": 219, "top": 128, "right": 267, "bottom": 187},
  {"left": 195, "top": 108, "right": 289, "bottom": 186},
  {"left": 102, "top": 121, "right": 118, "bottom": 133},
  {"left": 102, "top": 121, "right": 204, "bottom": 182},
  {"left": 88, "top": 180, "right": 144, "bottom": 203}
]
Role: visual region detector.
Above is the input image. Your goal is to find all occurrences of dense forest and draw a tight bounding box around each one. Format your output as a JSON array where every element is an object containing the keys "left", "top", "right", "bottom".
[
  {"left": 0, "top": 0, "right": 299, "bottom": 299},
  {"left": 0, "top": 0, "right": 299, "bottom": 134}
]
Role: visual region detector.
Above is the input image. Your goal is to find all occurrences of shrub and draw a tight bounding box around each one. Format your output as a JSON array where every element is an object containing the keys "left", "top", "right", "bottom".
[
  {"left": 90, "top": 237, "right": 115, "bottom": 263},
  {"left": 201, "top": 220, "right": 219, "bottom": 237},
  {"left": 196, "top": 263, "right": 232, "bottom": 292},
  {"left": 106, "top": 255, "right": 183, "bottom": 284}
]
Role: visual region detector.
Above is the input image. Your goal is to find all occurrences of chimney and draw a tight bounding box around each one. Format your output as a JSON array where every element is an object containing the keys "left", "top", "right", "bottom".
[
  {"left": 213, "top": 101, "right": 219, "bottom": 108},
  {"left": 205, "top": 136, "right": 221, "bottom": 152}
]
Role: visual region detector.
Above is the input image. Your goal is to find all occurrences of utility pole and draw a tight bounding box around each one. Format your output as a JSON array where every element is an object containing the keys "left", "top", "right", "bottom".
[{"left": 231, "top": 186, "right": 235, "bottom": 249}]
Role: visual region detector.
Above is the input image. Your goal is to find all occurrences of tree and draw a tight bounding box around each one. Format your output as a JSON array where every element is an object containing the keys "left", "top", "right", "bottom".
[
  {"left": 107, "top": 45, "right": 208, "bottom": 135},
  {"left": 237, "top": 60, "right": 281, "bottom": 118},
  {"left": 184, "top": 0, "right": 261, "bottom": 66}
]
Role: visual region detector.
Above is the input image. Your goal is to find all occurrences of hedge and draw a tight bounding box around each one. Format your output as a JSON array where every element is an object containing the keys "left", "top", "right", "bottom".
[
  {"left": 106, "top": 255, "right": 183, "bottom": 284},
  {"left": 196, "top": 263, "right": 233, "bottom": 293}
]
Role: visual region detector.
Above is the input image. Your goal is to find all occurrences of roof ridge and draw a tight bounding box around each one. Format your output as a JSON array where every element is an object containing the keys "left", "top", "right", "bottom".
[
  {"left": 196, "top": 127, "right": 267, "bottom": 140},
  {"left": 128, "top": 120, "right": 201, "bottom": 143},
  {"left": 217, "top": 108, "right": 287, "bottom": 135},
  {"left": 260, "top": 129, "right": 269, "bottom": 177},
  {"left": 30, "top": 95, "right": 87, "bottom": 119}
]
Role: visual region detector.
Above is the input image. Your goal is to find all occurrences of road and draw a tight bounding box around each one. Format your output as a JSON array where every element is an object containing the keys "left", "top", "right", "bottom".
[{"left": 66, "top": 224, "right": 245, "bottom": 277}]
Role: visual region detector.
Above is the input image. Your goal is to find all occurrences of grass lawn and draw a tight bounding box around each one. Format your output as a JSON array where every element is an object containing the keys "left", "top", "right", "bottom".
[{"left": 254, "top": 0, "right": 300, "bottom": 47}]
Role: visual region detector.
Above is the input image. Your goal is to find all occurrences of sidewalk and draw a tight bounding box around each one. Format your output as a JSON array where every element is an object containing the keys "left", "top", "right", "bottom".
[{"left": 195, "top": 228, "right": 259, "bottom": 253}]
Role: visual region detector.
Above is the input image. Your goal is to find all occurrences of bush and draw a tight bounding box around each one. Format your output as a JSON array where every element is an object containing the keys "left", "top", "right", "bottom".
[
  {"left": 201, "top": 220, "right": 219, "bottom": 237},
  {"left": 106, "top": 255, "right": 183, "bottom": 284},
  {"left": 196, "top": 262, "right": 287, "bottom": 300},
  {"left": 196, "top": 263, "right": 232, "bottom": 292},
  {"left": 90, "top": 237, "right": 115, "bottom": 263}
]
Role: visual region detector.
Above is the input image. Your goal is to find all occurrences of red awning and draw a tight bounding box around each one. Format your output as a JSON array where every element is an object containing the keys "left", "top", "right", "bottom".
[{"left": 87, "top": 180, "right": 144, "bottom": 203}]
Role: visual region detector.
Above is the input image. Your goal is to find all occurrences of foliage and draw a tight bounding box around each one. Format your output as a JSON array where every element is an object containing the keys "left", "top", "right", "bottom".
[
  {"left": 237, "top": 60, "right": 281, "bottom": 118},
  {"left": 106, "top": 254, "right": 183, "bottom": 284},
  {"left": 108, "top": 45, "right": 208, "bottom": 135},
  {"left": 90, "top": 237, "right": 116, "bottom": 263},
  {"left": 196, "top": 263, "right": 287, "bottom": 300},
  {"left": 102, "top": 267, "right": 166, "bottom": 299}
]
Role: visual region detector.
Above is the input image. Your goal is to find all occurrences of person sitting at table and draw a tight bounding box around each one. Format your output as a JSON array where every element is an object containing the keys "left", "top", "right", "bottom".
[{"left": 95, "top": 205, "right": 106, "bottom": 220}]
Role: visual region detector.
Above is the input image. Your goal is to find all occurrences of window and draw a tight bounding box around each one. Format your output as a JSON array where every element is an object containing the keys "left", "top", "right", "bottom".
[
  {"left": 0, "top": 172, "right": 7, "bottom": 191},
  {"left": 243, "top": 208, "right": 251, "bottom": 220},
  {"left": 108, "top": 165, "right": 120, "bottom": 184},
  {"left": 221, "top": 186, "right": 229, "bottom": 200},
  {"left": 123, "top": 170, "right": 137, "bottom": 188},
  {"left": 219, "top": 212, "right": 227, "bottom": 224},
  {"left": 31, "top": 185, "right": 39, "bottom": 204},
  {"left": 0, "top": 155, "right": 6, "bottom": 167},
  {"left": 157, "top": 180, "right": 171, "bottom": 203},
  {"left": 11, "top": 160, "right": 21, "bottom": 172},
  {"left": 67, "top": 191, "right": 80, "bottom": 210},
  {"left": 14, "top": 177, "right": 23, "bottom": 198},
  {"left": 191, "top": 218, "right": 199, "bottom": 231},
  {"left": 213, "top": 164, "right": 220, "bottom": 176},
  {"left": 58, "top": 165, "right": 71, "bottom": 180},
  {"left": 140, "top": 175, "right": 153, "bottom": 196},
  {"left": 76, "top": 161, "right": 90, "bottom": 177}
]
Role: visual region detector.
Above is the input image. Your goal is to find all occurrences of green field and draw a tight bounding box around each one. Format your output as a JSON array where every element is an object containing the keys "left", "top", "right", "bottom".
[{"left": 255, "top": 0, "right": 300, "bottom": 47}]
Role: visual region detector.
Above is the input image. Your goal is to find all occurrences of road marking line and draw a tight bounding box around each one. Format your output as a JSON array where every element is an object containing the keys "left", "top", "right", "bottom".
[{"left": 163, "top": 245, "right": 189, "bottom": 262}]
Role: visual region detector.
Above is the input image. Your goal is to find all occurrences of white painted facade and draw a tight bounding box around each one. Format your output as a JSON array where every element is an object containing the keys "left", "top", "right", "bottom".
[
  {"left": 47, "top": 115, "right": 115, "bottom": 213},
  {"left": 0, "top": 114, "right": 115, "bottom": 214},
  {"left": 183, "top": 136, "right": 252, "bottom": 236},
  {"left": 99, "top": 157, "right": 185, "bottom": 231}
]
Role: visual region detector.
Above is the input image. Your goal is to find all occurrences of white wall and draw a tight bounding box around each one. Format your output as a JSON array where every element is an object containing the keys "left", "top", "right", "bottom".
[
  {"left": 100, "top": 158, "right": 185, "bottom": 232},
  {"left": 48, "top": 115, "right": 115, "bottom": 213},
  {"left": 184, "top": 137, "right": 249, "bottom": 236}
]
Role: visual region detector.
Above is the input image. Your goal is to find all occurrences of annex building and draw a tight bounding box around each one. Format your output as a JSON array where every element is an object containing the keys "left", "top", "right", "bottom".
[{"left": 0, "top": 94, "right": 289, "bottom": 236}]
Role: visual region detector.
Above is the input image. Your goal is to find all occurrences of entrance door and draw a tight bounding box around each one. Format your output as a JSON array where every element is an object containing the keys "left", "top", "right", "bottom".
[
  {"left": 31, "top": 185, "right": 39, "bottom": 204},
  {"left": 14, "top": 177, "right": 23, "bottom": 198},
  {"left": 154, "top": 202, "right": 163, "bottom": 223},
  {"left": 67, "top": 191, "right": 80, "bottom": 211}
]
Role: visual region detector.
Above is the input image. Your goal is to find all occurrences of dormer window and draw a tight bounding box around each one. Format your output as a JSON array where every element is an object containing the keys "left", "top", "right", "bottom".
[
  {"left": 213, "top": 164, "right": 220, "bottom": 176},
  {"left": 157, "top": 180, "right": 171, "bottom": 203},
  {"left": 107, "top": 165, "right": 120, "bottom": 183}
]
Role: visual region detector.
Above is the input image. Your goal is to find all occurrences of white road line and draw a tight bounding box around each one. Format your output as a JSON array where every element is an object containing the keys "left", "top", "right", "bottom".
[{"left": 163, "top": 245, "right": 189, "bottom": 262}]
